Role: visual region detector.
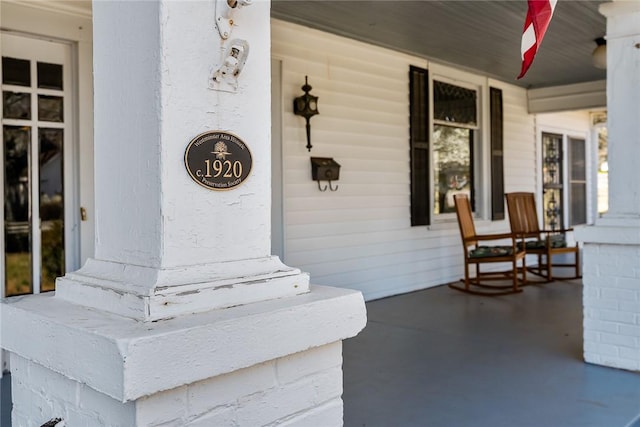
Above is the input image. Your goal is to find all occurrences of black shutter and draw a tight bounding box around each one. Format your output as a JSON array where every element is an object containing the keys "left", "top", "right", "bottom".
[
  {"left": 490, "top": 87, "right": 505, "bottom": 220},
  {"left": 410, "top": 66, "right": 430, "bottom": 226}
]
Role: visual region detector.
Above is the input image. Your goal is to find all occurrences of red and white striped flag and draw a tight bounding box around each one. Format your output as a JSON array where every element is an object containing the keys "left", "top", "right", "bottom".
[{"left": 518, "top": 0, "right": 557, "bottom": 79}]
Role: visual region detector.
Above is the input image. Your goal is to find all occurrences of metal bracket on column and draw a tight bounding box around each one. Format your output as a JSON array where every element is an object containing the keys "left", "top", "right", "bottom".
[
  {"left": 215, "top": 0, "right": 253, "bottom": 40},
  {"left": 210, "top": 39, "right": 249, "bottom": 92}
]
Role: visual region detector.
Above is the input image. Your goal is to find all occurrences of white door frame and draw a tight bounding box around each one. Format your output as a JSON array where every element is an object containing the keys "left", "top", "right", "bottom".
[{"left": 1, "top": 31, "right": 80, "bottom": 296}]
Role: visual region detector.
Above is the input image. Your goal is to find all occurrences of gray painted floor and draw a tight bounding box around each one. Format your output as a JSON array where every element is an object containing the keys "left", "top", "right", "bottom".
[
  {"left": 343, "top": 280, "right": 640, "bottom": 427},
  {"left": 2, "top": 280, "right": 638, "bottom": 426}
]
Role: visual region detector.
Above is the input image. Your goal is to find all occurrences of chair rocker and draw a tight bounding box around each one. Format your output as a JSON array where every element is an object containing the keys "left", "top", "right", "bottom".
[
  {"left": 449, "top": 194, "right": 527, "bottom": 296},
  {"left": 505, "top": 192, "right": 581, "bottom": 282}
]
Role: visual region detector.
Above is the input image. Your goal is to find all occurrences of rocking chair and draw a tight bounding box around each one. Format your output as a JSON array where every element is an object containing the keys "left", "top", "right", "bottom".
[
  {"left": 505, "top": 192, "right": 580, "bottom": 282},
  {"left": 449, "top": 193, "right": 526, "bottom": 296}
]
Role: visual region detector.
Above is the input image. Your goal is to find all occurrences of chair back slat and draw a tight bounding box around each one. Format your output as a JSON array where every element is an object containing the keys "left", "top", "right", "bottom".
[
  {"left": 453, "top": 194, "right": 477, "bottom": 245},
  {"left": 506, "top": 192, "right": 541, "bottom": 238}
]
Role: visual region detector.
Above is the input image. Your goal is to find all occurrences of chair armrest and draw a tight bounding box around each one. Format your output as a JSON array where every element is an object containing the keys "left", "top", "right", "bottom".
[
  {"left": 540, "top": 228, "right": 573, "bottom": 234},
  {"left": 473, "top": 232, "right": 516, "bottom": 241}
]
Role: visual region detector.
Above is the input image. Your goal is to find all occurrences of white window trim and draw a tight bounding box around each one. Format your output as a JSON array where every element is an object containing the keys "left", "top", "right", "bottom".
[{"left": 429, "top": 66, "right": 489, "bottom": 224}]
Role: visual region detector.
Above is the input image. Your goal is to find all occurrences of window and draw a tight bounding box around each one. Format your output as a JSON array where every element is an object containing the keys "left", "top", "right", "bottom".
[
  {"left": 542, "top": 132, "right": 564, "bottom": 230},
  {"left": 432, "top": 80, "right": 477, "bottom": 215},
  {"left": 568, "top": 137, "right": 587, "bottom": 226},
  {"left": 409, "top": 66, "right": 503, "bottom": 225}
]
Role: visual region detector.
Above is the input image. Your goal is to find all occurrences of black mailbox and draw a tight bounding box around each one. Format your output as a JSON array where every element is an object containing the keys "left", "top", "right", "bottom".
[{"left": 310, "top": 157, "right": 340, "bottom": 191}]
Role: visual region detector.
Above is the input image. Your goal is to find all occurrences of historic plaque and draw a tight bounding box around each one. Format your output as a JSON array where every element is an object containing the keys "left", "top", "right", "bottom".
[{"left": 184, "top": 131, "right": 252, "bottom": 190}]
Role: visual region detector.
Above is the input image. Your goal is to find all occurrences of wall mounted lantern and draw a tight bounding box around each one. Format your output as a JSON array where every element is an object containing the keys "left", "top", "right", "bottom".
[{"left": 293, "top": 76, "right": 319, "bottom": 152}]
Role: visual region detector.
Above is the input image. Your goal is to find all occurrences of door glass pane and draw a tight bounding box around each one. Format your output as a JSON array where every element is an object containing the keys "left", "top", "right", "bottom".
[
  {"left": 2, "top": 57, "right": 31, "bottom": 87},
  {"left": 542, "top": 133, "right": 563, "bottom": 230},
  {"left": 3, "top": 91, "right": 31, "bottom": 120},
  {"left": 37, "top": 62, "right": 63, "bottom": 90},
  {"left": 597, "top": 127, "right": 608, "bottom": 214},
  {"left": 570, "top": 138, "right": 586, "bottom": 181},
  {"left": 39, "top": 128, "right": 65, "bottom": 291},
  {"left": 3, "top": 125, "right": 32, "bottom": 296},
  {"left": 571, "top": 183, "right": 587, "bottom": 226},
  {"left": 38, "top": 95, "right": 64, "bottom": 122},
  {"left": 569, "top": 138, "right": 587, "bottom": 226},
  {"left": 433, "top": 124, "right": 472, "bottom": 214}
]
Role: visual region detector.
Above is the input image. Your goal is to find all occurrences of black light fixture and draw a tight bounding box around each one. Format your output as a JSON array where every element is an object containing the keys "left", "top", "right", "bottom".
[{"left": 293, "top": 76, "right": 319, "bottom": 151}]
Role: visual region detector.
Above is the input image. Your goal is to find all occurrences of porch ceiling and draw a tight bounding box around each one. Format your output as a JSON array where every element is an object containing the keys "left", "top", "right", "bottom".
[{"left": 271, "top": 0, "right": 607, "bottom": 89}]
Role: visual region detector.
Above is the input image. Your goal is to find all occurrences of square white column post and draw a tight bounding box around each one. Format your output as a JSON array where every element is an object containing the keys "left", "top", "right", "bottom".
[
  {"left": 51, "top": 0, "right": 310, "bottom": 322},
  {"left": 574, "top": 1, "right": 640, "bottom": 371},
  {"left": 0, "top": 1, "right": 367, "bottom": 425}
]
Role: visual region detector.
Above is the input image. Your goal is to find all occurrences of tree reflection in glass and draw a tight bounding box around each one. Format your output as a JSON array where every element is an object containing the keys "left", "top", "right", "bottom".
[{"left": 433, "top": 124, "right": 472, "bottom": 214}]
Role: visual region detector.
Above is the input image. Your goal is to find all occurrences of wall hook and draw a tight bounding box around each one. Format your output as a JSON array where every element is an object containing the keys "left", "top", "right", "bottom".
[{"left": 310, "top": 157, "right": 340, "bottom": 192}]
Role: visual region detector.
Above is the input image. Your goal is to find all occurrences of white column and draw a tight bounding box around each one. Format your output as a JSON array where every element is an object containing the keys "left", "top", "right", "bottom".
[
  {"left": 52, "top": 0, "right": 310, "bottom": 322},
  {"left": 575, "top": 1, "right": 640, "bottom": 372},
  {"left": 0, "top": 1, "right": 367, "bottom": 425}
]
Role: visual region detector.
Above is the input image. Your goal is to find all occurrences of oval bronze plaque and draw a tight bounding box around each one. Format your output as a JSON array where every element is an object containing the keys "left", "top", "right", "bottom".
[{"left": 184, "top": 131, "right": 252, "bottom": 191}]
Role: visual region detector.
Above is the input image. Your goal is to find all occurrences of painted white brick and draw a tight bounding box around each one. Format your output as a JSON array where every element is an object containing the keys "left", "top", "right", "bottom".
[
  {"left": 602, "top": 288, "right": 638, "bottom": 301},
  {"left": 584, "top": 318, "right": 619, "bottom": 334},
  {"left": 276, "top": 342, "right": 342, "bottom": 385},
  {"left": 77, "top": 384, "right": 136, "bottom": 425},
  {"left": 583, "top": 296, "right": 619, "bottom": 310},
  {"left": 275, "top": 398, "right": 343, "bottom": 427},
  {"left": 599, "top": 264, "right": 636, "bottom": 279},
  {"left": 187, "top": 360, "right": 277, "bottom": 417},
  {"left": 598, "top": 309, "right": 636, "bottom": 324},
  {"left": 619, "top": 324, "right": 640, "bottom": 339},
  {"left": 620, "top": 300, "right": 640, "bottom": 313},
  {"left": 584, "top": 352, "right": 601, "bottom": 365},
  {"left": 186, "top": 406, "right": 237, "bottom": 427},
  {"left": 11, "top": 381, "right": 55, "bottom": 425},
  {"left": 613, "top": 277, "right": 640, "bottom": 290},
  {"left": 11, "top": 411, "right": 33, "bottom": 427},
  {"left": 583, "top": 286, "right": 600, "bottom": 298},
  {"left": 583, "top": 330, "right": 600, "bottom": 342},
  {"left": 25, "top": 359, "right": 78, "bottom": 407},
  {"left": 600, "top": 332, "right": 638, "bottom": 348},
  {"left": 136, "top": 385, "right": 188, "bottom": 426},
  {"left": 236, "top": 367, "right": 343, "bottom": 426},
  {"left": 584, "top": 341, "right": 619, "bottom": 357},
  {"left": 619, "top": 347, "right": 640, "bottom": 361},
  {"left": 581, "top": 262, "right": 598, "bottom": 275},
  {"left": 600, "top": 355, "right": 639, "bottom": 371}
]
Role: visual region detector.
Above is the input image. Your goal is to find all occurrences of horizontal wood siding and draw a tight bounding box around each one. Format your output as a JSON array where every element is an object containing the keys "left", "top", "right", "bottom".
[{"left": 272, "top": 20, "right": 537, "bottom": 300}]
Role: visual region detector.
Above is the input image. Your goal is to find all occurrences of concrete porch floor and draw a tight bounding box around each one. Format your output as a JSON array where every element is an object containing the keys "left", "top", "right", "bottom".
[{"left": 343, "top": 279, "right": 640, "bottom": 427}]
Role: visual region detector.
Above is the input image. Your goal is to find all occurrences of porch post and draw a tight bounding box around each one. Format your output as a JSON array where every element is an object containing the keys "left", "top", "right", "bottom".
[
  {"left": 0, "top": 1, "right": 366, "bottom": 425},
  {"left": 574, "top": 0, "right": 640, "bottom": 372}
]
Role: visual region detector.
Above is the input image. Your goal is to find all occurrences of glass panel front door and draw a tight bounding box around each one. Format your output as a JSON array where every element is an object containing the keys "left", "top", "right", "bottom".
[{"left": 1, "top": 33, "right": 72, "bottom": 296}]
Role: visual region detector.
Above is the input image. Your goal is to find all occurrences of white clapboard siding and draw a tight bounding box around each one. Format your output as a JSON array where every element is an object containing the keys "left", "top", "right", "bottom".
[{"left": 272, "top": 19, "right": 540, "bottom": 300}]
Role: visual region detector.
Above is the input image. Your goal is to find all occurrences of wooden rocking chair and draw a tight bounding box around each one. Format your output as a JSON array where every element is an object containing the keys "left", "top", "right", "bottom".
[
  {"left": 505, "top": 192, "right": 580, "bottom": 282},
  {"left": 449, "top": 193, "right": 526, "bottom": 296}
]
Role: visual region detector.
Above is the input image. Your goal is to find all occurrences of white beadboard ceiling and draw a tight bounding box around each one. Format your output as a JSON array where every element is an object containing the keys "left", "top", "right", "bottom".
[
  {"left": 21, "top": 0, "right": 607, "bottom": 90},
  {"left": 272, "top": 0, "right": 607, "bottom": 89}
]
